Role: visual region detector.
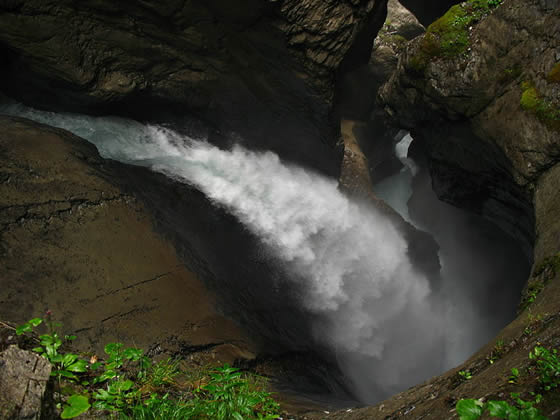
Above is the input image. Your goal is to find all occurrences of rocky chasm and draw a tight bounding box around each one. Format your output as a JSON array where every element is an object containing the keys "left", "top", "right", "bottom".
[{"left": 1, "top": 0, "right": 560, "bottom": 418}]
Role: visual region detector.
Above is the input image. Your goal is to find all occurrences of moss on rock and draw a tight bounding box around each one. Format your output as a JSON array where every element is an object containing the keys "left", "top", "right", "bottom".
[
  {"left": 407, "top": 0, "right": 503, "bottom": 74},
  {"left": 547, "top": 62, "right": 560, "bottom": 84},
  {"left": 520, "top": 81, "right": 560, "bottom": 130}
]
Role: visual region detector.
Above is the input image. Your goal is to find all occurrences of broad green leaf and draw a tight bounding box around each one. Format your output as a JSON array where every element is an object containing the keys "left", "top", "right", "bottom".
[
  {"left": 123, "top": 347, "right": 143, "bottom": 360},
  {"left": 32, "top": 347, "right": 44, "bottom": 353},
  {"left": 112, "top": 379, "right": 134, "bottom": 392},
  {"left": 456, "top": 399, "right": 483, "bottom": 420},
  {"left": 89, "top": 362, "right": 101, "bottom": 370},
  {"left": 97, "top": 369, "right": 117, "bottom": 382},
  {"left": 104, "top": 342, "right": 123, "bottom": 355},
  {"left": 40, "top": 335, "right": 54, "bottom": 345},
  {"left": 60, "top": 395, "right": 90, "bottom": 419},
  {"left": 55, "top": 370, "right": 78, "bottom": 380},
  {"left": 96, "top": 389, "right": 110, "bottom": 398},
  {"left": 521, "top": 407, "right": 547, "bottom": 420},
  {"left": 29, "top": 318, "right": 43, "bottom": 327},
  {"left": 16, "top": 324, "right": 31, "bottom": 335},
  {"left": 50, "top": 354, "right": 64, "bottom": 363},
  {"left": 65, "top": 335, "right": 76, "bottom": 341},
  {"left": 487, "top": 400, "right": 515, "bottom": 418},
  {"left": 62, "top": 354, "right": 78, "bottom": 366},
  {"left": 67, "top": 359, "right": 88, "bottom": 373}
]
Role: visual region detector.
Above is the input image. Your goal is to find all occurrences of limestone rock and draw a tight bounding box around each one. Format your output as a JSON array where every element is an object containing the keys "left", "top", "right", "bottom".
[{"left": 0, "top": 345, "right": 51, "bottom": 419}]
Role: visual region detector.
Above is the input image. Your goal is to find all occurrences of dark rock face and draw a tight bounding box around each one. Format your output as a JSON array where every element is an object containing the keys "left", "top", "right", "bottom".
[
  {"left": 0, "top": 0, "right": 387, "bottom": 176},
  {"left": 380, "top": 0, "right": 560, "bottom": 257}
]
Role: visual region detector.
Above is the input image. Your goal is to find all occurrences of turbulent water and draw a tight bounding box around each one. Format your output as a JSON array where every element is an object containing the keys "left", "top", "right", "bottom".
[{"left": 0, "top": 103, "right": 527, "bottom": 403}]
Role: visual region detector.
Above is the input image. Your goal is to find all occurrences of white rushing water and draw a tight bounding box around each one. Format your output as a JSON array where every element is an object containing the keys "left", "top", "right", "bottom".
[
  {"left": 1, "top": 103, "right": 447, "bottom": 400},
  {"left": 373, "top": 133, "right": 416, "bottom": 222}
]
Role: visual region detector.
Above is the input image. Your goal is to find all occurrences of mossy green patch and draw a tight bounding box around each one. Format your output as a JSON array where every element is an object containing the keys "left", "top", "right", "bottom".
[
  {"left": 547, "top": 63, "right": 560, "bottom": 84},
  {"left": 520, "top": 82, "right": 560, "bottom": 130},
  {"left": 407, "top": 0, "right": 503, "bottom": 74}
]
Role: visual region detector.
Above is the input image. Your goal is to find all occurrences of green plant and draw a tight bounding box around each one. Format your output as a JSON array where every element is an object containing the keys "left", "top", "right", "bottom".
[
  {"left": 93, "top": 379, "right": 139, "bottom": 412},
  {"left": 529, "top": 346, "right": 560, "bottom": 391},
  {"left": 459, "top": 370, "right": 473, "bottom": 381},
  {"left": 488, "top": 339, "right": 506, "bottom": 365},
  {"left": 60, "top": 395, "right": 90, "bottom": 419},
  {"left": 192, "top": 364, "right": 280, "bottom": 420},
  {"left": 16, "top": 316, "right": 280, "bottom": 419},
  {"left": 456, "top": 393, "right": 546, "bottom": 420},
  {"left": 124, "top": 394, "right": 195, "bottom": 420},
  {"left": 145, "top": 357, "right": 180, "bottom": 388},
  {"left": 508, "top": 368, "right": 520, "bottom": 384}
]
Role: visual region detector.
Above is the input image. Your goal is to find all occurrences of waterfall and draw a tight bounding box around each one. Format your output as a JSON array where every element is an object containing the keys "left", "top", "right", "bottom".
[{"left": 1, "top": 103, "right": 446, "bottom": 400}]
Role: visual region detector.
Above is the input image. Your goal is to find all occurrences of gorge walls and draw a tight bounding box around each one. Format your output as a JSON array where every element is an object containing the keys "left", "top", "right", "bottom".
[
  {"left": 380, "top": 0, "right": 560, "bottom": 258},
  {"left": 0, "top": 0, "right": 389, "bottom": 176}
]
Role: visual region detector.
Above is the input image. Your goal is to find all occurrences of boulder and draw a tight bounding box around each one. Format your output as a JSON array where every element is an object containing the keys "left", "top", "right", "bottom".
[{"left": 0, "top": 345, "right": 51, "bottom": 419}]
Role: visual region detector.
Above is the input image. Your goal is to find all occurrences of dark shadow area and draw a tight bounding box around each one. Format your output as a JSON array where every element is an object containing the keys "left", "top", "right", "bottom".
[
  {"left": 399, "top": 0, "right": 459, "bottom": 26},
  {"left": 407, "top": 140, "right": 531, "bottom": 367}
]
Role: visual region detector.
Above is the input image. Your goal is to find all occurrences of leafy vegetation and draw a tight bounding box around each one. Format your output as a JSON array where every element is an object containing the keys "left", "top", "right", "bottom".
[
  {"left": 523, "top": 312, "right": 546, "bottom": 337},
  {"left": 456, "top": 345, "right": 560, "bottom": 419},
  {"left": 529, "top": 346, "right": 560, "bottom": 392},
  {"left": 16, "top": 316, "right": 280, "bottom": 419},
  {"left": 487, "top": 339, "right": 506, "bottom": 365},
  {"left": 508, "top": 368, "right": 520, "bottom": 384},
  {"left": 458, "top": 369, "right": 473, "bottom": 381},
  {"left": 408, "top": 0, "right": 503, "bottom": 73},
  {"left": 456, "top": 394, "right": 546, "bottom": 420}
]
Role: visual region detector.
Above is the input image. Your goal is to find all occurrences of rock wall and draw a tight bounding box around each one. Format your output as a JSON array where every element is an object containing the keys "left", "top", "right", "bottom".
[
  {"left": 0, "top": 0, "right": 388, "bottom": 176},
  {"left": 380, "top": 0, "right": 560, "bottom": 258}
]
